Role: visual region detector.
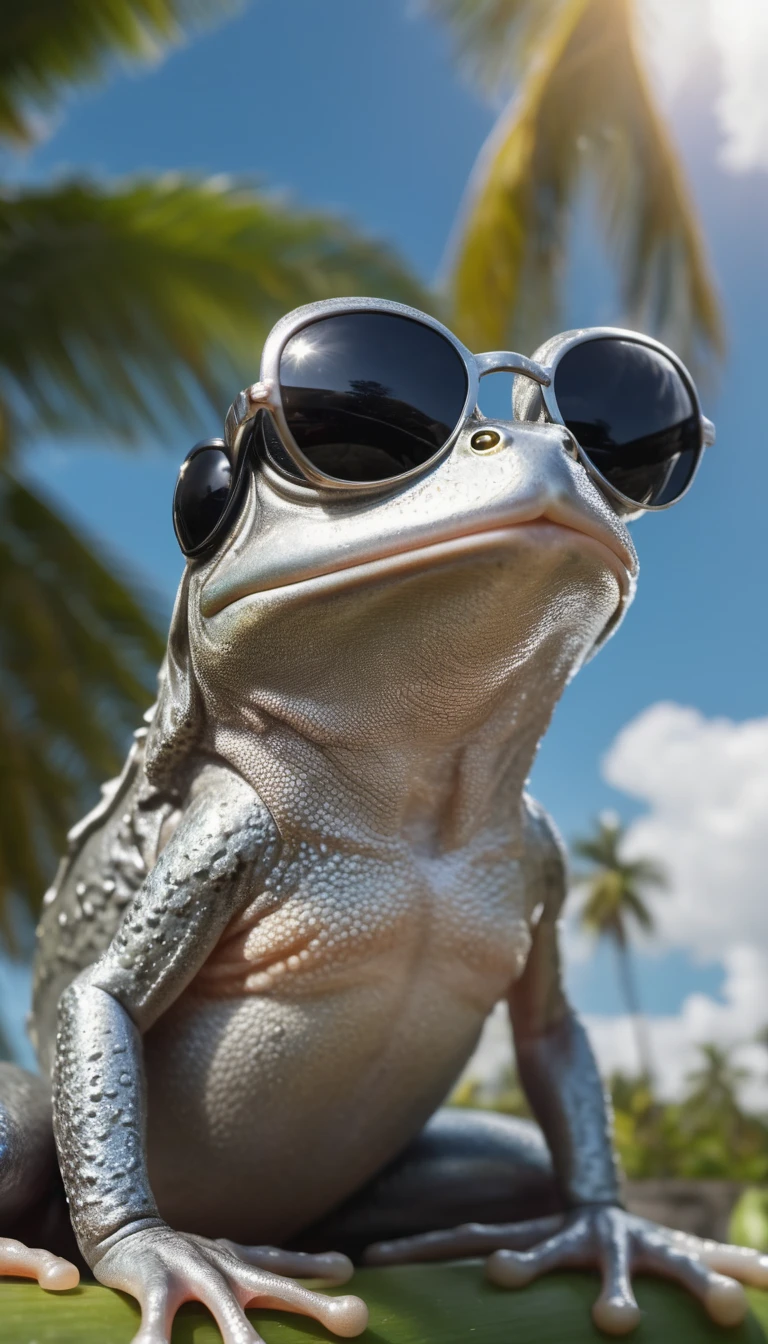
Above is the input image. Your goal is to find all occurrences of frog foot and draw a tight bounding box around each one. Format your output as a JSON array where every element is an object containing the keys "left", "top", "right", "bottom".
[
  {"left": 0, "top": 1237, "right": 79, "bottom": 1290},
  {"left": 365, "top": 1209, "right": 768, "bottom": 1335},
  {"left": 93, "top": 1223, "right": 368, "bottom": 1344}
]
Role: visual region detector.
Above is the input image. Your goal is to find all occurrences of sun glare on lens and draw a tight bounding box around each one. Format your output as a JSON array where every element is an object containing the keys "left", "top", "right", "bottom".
[{"left": 285, "top": 336, "right": 316, "bottom": 366}]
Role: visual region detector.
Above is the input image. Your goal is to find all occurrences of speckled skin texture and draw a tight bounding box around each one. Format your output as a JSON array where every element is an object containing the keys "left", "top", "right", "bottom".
[{"left": 2, "top": 406, "right": 765, "bottom": 1342}]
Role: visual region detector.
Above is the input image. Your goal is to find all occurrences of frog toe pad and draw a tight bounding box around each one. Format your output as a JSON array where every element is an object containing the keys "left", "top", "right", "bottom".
[
  {"left": 0, "top": 1237, "right": 79, "bottom": 1290},
  {"left": 93, "top": 1225, "right": 367, "bottom": 1344}
]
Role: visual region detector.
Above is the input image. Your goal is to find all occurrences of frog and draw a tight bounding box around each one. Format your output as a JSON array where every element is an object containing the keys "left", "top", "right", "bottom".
[{"left": 0, "top": 300, "right": 765, "bottom": 1344}]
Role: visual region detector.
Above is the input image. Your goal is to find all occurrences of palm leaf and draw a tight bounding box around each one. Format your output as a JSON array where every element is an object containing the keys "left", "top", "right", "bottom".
[
  {"left": 0, "top": 177, "right": 429, "bottom": 452},
  {"left": 0, "top": 0, "right": 241, "bottom": 145},
  {"left": 424, "top": 0, "right": 568, "bottom": 87},
  {"left": 435, "top": 0, "right": 723, "bottom": 370},
  {"left": 0, "top": 468, "right": 165, "bottom": 946},
  {"left": 624, "top": 856, "right": 667, "bottom": 890}
]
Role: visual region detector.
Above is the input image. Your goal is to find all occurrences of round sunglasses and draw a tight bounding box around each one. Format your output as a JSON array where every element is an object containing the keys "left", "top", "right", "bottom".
[{"left": 173, "top": 298, "right": 715, "bottom": 558}]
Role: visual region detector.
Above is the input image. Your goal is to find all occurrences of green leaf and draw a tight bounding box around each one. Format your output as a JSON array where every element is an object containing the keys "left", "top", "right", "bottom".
[
  {"left": 0, "top": 177, "right": 430, "bottom": 453},
  {"left": 0, "top": 1265, "right": 767, "bottom": 1342},
  {"left": 0, "top": 467, "right": 165, "bottom": 946},
  {"left": 426, "top": 0, "right": 570, "bottom": 91},
  {"left": 730, "top": 1189, "right": 768, "bottom": 1254},
  {"left": 0, "top": 0, "right": 242, "bottom": 145},
  {"left": 437, "top": 0, "right": 723, "bottom": 372}
]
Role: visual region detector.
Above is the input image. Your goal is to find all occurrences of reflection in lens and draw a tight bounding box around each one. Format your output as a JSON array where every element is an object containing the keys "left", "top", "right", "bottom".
[
  {"left": 173, "top": 441, "right": 233, "bottom": 553},
  {"left": 553, "top": 338, "right": 700, "bottom": 507},
  {"left": 279, "top": 312, "right": 468, "bottom": 482}
]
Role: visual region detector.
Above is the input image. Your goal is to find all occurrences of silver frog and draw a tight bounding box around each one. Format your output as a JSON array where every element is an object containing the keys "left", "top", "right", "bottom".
[{"left": 1, "top": 300, "right": 764, "bottom": 1344}]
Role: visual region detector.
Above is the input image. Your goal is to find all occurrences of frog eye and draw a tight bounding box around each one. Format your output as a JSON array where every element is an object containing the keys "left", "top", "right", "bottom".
[{"left": 173, "top": 439, "right": 237, "bottom": 556}]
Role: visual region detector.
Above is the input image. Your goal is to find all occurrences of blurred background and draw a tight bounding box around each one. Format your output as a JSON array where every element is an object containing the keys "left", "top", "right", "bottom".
[{"left": 1, "top": 0, "right": 767, "bottom": 1222}]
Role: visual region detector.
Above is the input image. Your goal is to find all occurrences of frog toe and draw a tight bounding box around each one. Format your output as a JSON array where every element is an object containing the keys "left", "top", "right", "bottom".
[{"left": 0, "top": 1237, "right": 79, "bottom": 1290}]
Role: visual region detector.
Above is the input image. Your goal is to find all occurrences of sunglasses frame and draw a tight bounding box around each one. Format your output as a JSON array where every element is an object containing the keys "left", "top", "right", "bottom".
[
  {"left": 524, "top": 324, "right": 715, "bottom": 517},
  {"left": 175, "top": 297, "right": 714, "bottom": 557},
  {"left": 223, "top": 296, "right": 546, "bottom": 493}
]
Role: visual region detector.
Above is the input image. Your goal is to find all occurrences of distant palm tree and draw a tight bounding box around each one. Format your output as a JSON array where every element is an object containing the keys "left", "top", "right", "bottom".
[
  {"left": 572, "top": 814, "right": 666, "bottom": 1079},
  {"left": 431, "top": 0, "right": 723, "bottom": 370},
  {"left": 684, "top": 1042, "right": 749, "bottom": 1133},
  {"left": 0, "top": 0, "right": 425, "bottom": 950}
]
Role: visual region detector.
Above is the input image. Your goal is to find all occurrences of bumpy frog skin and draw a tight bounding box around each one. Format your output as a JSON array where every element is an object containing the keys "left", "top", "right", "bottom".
[{"left": 0, "top": 353, "right": 765, "bottom": 1344}]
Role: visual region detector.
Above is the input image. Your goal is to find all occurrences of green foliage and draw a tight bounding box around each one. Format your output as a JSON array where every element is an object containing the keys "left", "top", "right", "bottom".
[
  {"left": 571, "top": 815, "right": 666, "bottom": 1078},
  {"left": 0, "top": 177, "right": 429, "bottom": 450},
  {"left": 609, "top": 1061, "right": 768, "bottom": 1182},
  {"left": 457, "top": 1042, "right": 768, "bottom": 1183},
  {"left": 0, "top": 471, "right": 165, "bottom": 946},
  {"left": 431, "top": 0, "right": 724, "bottom": 371},
  {"left": 0, "top": 0, "right": 241, "bottom": 144},
  {"left": 572, "top": 816, "right": 666, "bottom": 947},
  {"left": 730, "top": 1189, "right": 768, "bottom": 1254}
]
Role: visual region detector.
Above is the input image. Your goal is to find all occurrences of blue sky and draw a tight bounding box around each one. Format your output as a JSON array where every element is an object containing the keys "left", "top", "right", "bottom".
[{"left": 6, "top": 0, "right": 768, "bottom": 1058}]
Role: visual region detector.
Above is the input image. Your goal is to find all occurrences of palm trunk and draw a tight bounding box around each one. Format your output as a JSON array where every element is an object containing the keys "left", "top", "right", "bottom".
[{"left": 614, "top": 940, "right": 654, "bottom": 1083}]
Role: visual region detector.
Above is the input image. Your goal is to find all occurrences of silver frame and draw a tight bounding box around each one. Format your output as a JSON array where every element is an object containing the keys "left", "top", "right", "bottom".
[{"left": 223, "top": 296, "right": 715, "bottom": 511}]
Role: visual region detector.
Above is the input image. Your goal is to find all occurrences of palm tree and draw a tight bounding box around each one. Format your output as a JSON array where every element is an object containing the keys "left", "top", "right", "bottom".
[
  {"left": 0, "top": 1, "right": 425, "bottom": 950},
  {"left": 684, "top": 1042, "right": 749, "bottom": 1120},
  {"left": 431, "top": 0, "right": 723, "bottom": 371},
  {"left": 571, "top": 814, "right": 666, "bottom": 1079}
]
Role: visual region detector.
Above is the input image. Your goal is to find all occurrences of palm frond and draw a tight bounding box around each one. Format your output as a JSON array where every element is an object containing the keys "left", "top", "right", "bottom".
[
  {"left": 571, "top": 814, "right": 664, "bottom": 947},
  {"left": 0, "top": 467, "right": 165, "bottom": 945},
  {"left": 0, "top": 0, "right": 240, "bottom": 144},
  {"left": 0, "top": 177, "right": 429, "bottom": 452},
  {"left": 440, "top": 0, "right": 723, "bottom": 371},
  {"left": 624, "top": 855, "right": 667, "bottom": 889},
  {"left": 424, "top": 0, "right": 568, "bottom": 90},
  {"left": 620, "top": 888, "right": 655, "bottom": 933}
]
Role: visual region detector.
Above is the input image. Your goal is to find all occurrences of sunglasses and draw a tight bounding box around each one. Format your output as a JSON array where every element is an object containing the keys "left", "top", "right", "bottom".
[{"left": 173, "top": 297, "right": 715, "bottom": 558}]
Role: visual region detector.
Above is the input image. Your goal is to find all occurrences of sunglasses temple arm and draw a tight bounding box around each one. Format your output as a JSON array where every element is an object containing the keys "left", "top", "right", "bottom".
[
  {"left": 225, "top": 381, "right": 278, "bottom": 450},
  {"left": 701, "top": 415, "right": 716, "bottom": 447},
  {"left": 474, "top": 352, "right": 551, "bottom": 386}
]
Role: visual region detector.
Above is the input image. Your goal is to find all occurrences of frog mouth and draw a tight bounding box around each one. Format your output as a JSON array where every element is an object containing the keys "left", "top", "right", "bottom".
[{"left": 202, "top": 504, "right": 636, "bottom": 616}]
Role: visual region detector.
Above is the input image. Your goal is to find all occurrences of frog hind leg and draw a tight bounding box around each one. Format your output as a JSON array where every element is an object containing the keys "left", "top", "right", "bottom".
[
  {"left": 0, "top": 1062, "right": 80, "bottom": 1289},
  {"left": 293, "top": 1107, "right": 565, "bottom": 1260}
]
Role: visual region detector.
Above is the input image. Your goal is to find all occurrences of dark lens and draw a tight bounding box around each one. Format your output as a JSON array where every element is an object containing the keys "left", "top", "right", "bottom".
[
  {"left": 173, "top": 440, "right": 233, "bottom": 554},
  {"left": 260, "top": 410, "right": 304, "bottom": 480},
  {"left": 279, "top": 312, "right": 468, "bottom": 482},
  {"left": 553, "top": 338, "right": 700, "bottom": 507}
]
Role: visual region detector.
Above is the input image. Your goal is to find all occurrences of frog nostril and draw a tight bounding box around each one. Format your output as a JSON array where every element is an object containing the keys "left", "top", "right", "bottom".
[
  {"left": 470, "top": 428, "right": 502, "bottom": 454},
  {"left": 561, "top": 429, "right": 581, "bottom": 461}
]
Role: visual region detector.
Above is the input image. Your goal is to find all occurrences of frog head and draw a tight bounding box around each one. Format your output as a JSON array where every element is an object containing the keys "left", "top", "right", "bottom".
[{"left": 145, "top": 402, "right": 636, "bottom": 810}]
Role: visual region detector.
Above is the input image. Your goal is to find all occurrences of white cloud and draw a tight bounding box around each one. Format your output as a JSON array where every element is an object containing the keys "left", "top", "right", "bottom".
[
  {"left": 584, "top": 946, "right": 768, "bottom": 1111},
  {"left": 604, "top": 704, "right": 768, "bottom": 964},
  {"left": 595, "top": 702, "right": 768, "bottom": 1103},
  {"left": 639, "top": 0, "right": 768, "bottom": 174},
  {"left": 463, "top": 703, "right": 768, "bottom": 1106}
]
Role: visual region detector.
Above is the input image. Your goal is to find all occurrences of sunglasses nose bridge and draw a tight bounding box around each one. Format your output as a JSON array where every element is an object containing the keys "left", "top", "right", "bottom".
[{"left": 474, "top": 352, "right": 551, "bottom": 386}]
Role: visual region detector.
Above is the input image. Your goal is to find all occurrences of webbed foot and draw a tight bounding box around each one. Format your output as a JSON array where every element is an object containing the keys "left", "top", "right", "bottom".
[
  {"left": 366, "top": 1209, "right": 768, "bottom": 1335},
  {"left": 0, "top": 1237, "right": 79, "bottom": 1290},
  {"left": 94, "top": 1223, "right": 368, "bottom": 1344}
]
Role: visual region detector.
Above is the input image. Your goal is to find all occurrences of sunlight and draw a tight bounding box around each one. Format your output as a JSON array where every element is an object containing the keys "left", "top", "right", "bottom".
[{"left": 283, "top": 335, "right": 317, "bottom": 367}]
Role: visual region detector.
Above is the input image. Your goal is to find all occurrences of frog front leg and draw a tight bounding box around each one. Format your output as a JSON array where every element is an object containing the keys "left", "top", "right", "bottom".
[
  {"left": 53, "top": 766, "right": 367, "bottom": 1344},
  {"left": 366, "top": 879, "right": 768, "bottom": 1333}
]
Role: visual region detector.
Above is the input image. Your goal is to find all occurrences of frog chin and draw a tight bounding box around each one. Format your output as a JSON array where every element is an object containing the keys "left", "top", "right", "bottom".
[{"left": 194, "top": 517, "right": 629, "bottom": 752}]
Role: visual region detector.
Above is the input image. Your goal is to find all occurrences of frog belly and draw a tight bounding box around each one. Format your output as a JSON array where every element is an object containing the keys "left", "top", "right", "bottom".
[{"left": 144, "top": 980, "right": 486, "bottom": 1243}]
